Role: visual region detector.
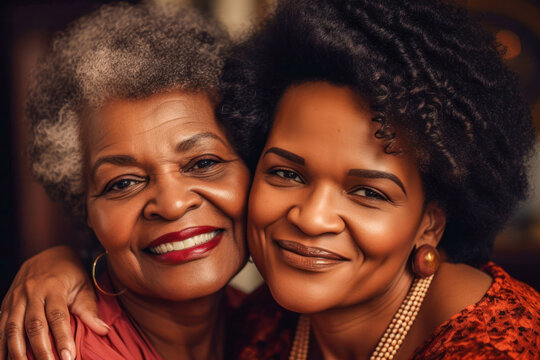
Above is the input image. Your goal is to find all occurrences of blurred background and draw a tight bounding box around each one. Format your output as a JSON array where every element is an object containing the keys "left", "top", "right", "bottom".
[{"left": 0, "top": 0, "right": 539, "bottom": 297}]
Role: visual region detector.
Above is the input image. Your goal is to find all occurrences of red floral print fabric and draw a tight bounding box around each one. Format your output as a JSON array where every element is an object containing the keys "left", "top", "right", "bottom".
[{"left": 228, "top": 263, "right": 540, "bottom": 360}]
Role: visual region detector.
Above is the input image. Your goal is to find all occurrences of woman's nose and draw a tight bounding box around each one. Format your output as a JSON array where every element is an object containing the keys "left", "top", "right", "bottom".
[
  {"left": 143, "top": 176, "right": 202, "bottom": 221},
  {"left": 286, "top": 183, "right": 345, "bottom": 236}
]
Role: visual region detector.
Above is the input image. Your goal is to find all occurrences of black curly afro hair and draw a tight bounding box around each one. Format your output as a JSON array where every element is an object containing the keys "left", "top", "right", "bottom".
[{"left": 217, "top": 0, "right": 536, "bottom": 265}]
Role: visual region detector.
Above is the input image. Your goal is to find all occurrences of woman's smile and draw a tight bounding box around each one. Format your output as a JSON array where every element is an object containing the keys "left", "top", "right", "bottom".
[
  {"left": 274, "top": 239, "right": 350, "bottom": 272},
  {"left": 145, "top": 227, "right": 224, "bottom": 264},
  {"left": 248, "top": 82, "right": 429, "bottom": 314},
  {"left": 85, "top": 90, "right": 250, "bottom": 300}
]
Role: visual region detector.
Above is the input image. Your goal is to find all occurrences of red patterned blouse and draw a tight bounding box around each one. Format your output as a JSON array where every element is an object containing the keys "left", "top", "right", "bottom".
[{"left": 227, "top": 263, "right": 540, "bottom": 360}]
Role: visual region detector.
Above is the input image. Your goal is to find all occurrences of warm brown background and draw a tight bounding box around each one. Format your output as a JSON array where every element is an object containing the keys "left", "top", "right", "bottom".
[{"left": 1, "top": 0, "right": 539, "bottom": 297}]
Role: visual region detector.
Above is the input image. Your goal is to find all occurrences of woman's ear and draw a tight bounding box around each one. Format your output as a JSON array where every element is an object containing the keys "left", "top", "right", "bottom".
[{"left": 416, "top": 201, "right": 446, "bottom": 247}]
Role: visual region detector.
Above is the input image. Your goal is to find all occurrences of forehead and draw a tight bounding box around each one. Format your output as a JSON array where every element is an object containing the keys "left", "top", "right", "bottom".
[
  {"left": 269, "top": 82, "right": 381, "bottom": 155},
  {"left": 267, "top": 82, "right": 422, "bottom": 183},
  {"left": 85, "top": 91, "right": 223, "bottom": 152}
]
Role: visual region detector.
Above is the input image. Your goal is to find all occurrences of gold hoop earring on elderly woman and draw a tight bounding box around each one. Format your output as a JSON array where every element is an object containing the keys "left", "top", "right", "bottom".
[{"left": 92, "top": 252, "right": 127, "bottom": 296}]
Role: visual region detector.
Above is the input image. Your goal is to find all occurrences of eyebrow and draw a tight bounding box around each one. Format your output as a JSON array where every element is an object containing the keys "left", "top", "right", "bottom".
[
  {"left": 176, "top": 132, "right": 227, "bottom": 152},
  {"left": 263, "top": 147, "right": 305, "bottom": 165},
  {"left": 91, "top": 155, "right": 137, "bottom": 180},
  {"left": 348, "top": 169, "right": 407, "bottom": 196},
  {"left": 92, "top": 132, "right": 227, "bottom": 179}
]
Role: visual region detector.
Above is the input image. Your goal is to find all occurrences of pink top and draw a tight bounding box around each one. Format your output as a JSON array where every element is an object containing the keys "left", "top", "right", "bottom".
[
  {"left": 28, "top": 275, "right": 245, "bottom": 359},
  {"left": 70, "top": 288, "right": 163, "bottom": 359},
  {"left": 26, "top": 274, "right": 162, "bottom": 359}
]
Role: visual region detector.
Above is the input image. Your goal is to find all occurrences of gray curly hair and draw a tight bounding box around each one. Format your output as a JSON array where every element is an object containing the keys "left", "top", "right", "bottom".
[{"left": 27, "top": 2, "right": 230, "bottom": 221}]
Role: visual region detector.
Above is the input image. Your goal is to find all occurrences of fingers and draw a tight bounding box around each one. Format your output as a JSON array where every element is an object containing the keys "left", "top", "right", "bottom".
[
  {"left": 23, "top": 296, "right": 59, "bottom": 360},
  {"left": 2, "top": 290, "right": 75, "bottom": 360},
  {"left": 44, "top": 294, "right": 74, "bottom": 360},
  {"left": 0, "top": 305, "right": 9, "bottom": 359},
  {"left": 70, "top": 284, "right": 108, "bottom": 336},
  {"left": 0, "top": 246, "right": 90, "bottom": 360},
  {"left": 5, "top": 297, "right": 28, "bottom": 360}
]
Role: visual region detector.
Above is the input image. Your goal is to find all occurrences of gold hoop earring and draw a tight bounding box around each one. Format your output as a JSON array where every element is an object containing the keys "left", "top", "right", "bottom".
[
  {"left": 92, "top": 252, "right": 127, "bottom": 296},
  {"left": 411, "top": 244, "right": 440, "bottom": 278}
]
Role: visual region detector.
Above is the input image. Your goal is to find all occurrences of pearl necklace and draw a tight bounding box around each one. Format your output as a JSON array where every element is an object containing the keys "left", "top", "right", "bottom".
[{"left": 288, "top": 275, "right": 434, "bottom": 360}]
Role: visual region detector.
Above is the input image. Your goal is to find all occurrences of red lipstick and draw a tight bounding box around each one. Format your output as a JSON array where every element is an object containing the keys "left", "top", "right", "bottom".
[
  {"left": 275, "top": 240, "right": 348, "bottom": 272},
  {"left": 146, "top": 226, "right": 223, "bottom": 265},
  {"left": 276, "top": 240, "right": 347, "bottom": 260}
]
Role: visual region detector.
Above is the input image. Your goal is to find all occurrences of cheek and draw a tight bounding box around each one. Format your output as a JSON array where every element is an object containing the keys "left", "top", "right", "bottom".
[
  {"left": 247, "top": 176, "right": 287, "bottom": 231},
  {"left": 347, "top": 210, "right": 421, "bottom": 256},
  {"left": 247, "top": 174, "right": 296, "bottom": 276},
  {"left": 210, "top": 166, "right": 250, "bottom": 222},
  {"left": 87, "top": 201, "right": 138, "bottom": 251},
  {"left": 200, "top": 165, "right": 251, "bottom": 249}
]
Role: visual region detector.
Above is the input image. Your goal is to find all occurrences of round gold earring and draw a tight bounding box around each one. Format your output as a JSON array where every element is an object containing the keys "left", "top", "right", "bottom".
[
  {"left": 412, "top": 244, "right": 440, "bottom": 278},
  {"left": 92, "top": 252, "right": 127, "bottom": 296}
]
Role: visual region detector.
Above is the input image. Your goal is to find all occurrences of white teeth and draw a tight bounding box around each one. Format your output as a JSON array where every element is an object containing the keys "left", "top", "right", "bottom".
[
  {"left": 148, "top": 230, "right": 220, "bottom": 255},
  {"left": 184, "top": 238, "right": 195, "bottom": 248},
  {"left": 173, "top": 242, "right": 185, "bottom": 251}
]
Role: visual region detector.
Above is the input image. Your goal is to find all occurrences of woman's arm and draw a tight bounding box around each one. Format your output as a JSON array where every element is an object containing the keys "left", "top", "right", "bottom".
[{"left": 0, "top": 246, "right": 108, "bottom": 360}]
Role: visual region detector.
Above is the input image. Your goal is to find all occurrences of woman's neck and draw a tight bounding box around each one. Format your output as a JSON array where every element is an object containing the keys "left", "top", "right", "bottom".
[
  {"left": 307, "top": 262, "right": 493, "bottom": 360},
  {"left": 110, "top": 274, "right": 226, "bottom": 360},
  {"left": 309, "top": 268, "right": 414, "bottom": 360}
]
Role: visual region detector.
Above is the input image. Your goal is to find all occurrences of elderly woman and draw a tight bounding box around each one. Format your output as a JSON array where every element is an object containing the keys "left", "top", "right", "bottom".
[
  {"left": 3, "top": 0, "right": 540, "bottom": 359},
  {"left": 2, "top": 2, "right": 251, "bottom": 359}
]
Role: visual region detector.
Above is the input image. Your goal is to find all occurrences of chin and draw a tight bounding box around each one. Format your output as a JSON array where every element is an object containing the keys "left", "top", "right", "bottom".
[
  {"left": 158, "top": 275, "right": 231, "bottom": 301},
  {"left": 156, "top": 260, "right": 244, "bottom": 301},
  {"left": 266, "top": 276, "right": 336, "bottom": 314}
]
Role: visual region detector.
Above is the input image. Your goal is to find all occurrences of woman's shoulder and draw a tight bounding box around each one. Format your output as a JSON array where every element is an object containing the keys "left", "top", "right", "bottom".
[
  {"left": 73, "top": 282, "right": 164, "bottom": 360},
  {"left": 25, "top": 287, "right": 163, "bottom": 360},
  {"left": 413, "top": 262, "right": 540, "bottom": 359},
  {"left": 226, "top": 285, "right": 297, "bottom": 360}
]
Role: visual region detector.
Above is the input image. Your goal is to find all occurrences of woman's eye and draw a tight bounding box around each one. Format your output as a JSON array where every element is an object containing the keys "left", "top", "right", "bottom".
[
  {"left": 274, "top": 169, "right": 303, "bottom": 183},
  {"left": 104, "top": 178, "right": 143, "bottom": 194},
  {"left": 182, "top": 156, "right": 227, "bottom": 177},
  {"left": 191, "top": 158, "right": 219, "bottom": 170},
  {"left": 352, "top": 187, "right": 388, "bottom": 201}
]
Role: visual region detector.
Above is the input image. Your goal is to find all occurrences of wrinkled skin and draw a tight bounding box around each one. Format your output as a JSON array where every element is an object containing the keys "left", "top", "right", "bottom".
[
  {"left": 1, "top": 90, "right": 250, "bottom": 360},
  {"left": 84, "top": 91, "right": 248, "bottom": 303}
]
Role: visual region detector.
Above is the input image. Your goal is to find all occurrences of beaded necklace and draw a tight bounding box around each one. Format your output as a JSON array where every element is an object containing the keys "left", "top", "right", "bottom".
[{"left": 288, "top": 275, "right": 434, "bottom": 360}]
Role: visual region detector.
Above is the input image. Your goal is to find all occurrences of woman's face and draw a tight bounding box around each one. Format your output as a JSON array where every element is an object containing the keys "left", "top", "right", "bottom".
[
  {"left": 248, "top": 82, "right": 440, "bottom": 313},
  {"left": 85, "top": 90, "right": 250, "bottom": 301}
]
